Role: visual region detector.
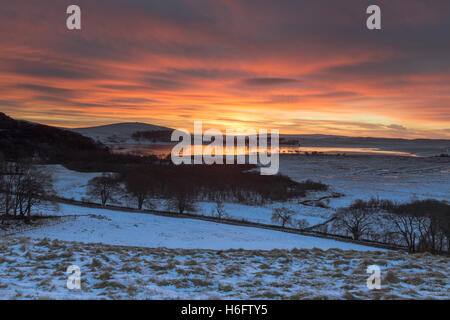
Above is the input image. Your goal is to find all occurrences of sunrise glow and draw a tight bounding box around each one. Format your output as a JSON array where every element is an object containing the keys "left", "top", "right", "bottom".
[{"left": 0, "top": 0, "right": 449, "bottom": 138}]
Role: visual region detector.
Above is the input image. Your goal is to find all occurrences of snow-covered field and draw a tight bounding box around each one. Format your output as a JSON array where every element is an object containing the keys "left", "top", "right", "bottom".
[
  {"left": 8, "top": 204, "right": 376, "bottom": 251},
  {"left": 0, "top": 237, "right": 448, "bottom": 300},
  {"left": 45, "top": 165, "right": 104, "bottom": 201}
]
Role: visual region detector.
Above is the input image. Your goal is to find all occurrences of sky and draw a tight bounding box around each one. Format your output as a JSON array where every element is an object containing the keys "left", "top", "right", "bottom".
[{"left": 0, "top": 0, "right": 449, "bottom": 139}]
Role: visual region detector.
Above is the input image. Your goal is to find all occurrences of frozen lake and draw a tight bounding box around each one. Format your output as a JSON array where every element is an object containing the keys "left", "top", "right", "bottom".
[
  {"left": 111, "top": 144, "right": 419, "bottom": 158},
  {"left": 280, "top": 154, "right": 450, "bottom": 206}
]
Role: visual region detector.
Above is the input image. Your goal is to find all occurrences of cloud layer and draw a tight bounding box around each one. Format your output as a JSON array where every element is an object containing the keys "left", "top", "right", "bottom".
[{"left": 0, "top": 0, "right": 449, "bottom": 138}]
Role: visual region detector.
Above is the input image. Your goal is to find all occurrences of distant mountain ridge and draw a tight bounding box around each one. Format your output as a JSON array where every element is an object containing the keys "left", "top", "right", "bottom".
[{"left": 70, "top": 122, "right": 172, "bottom": 144}]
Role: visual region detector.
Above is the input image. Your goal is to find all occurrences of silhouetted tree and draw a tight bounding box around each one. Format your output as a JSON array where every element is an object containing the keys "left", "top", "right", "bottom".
[
  {"left": 0, "top": 161, "right": 55, "bottom": 220},
  {"left": 211, "top": 194, "right": 228, "bottom": 219},
  {"left": 124, "top": 171, "right": 155, "bottom": 210},
  {"left": 167, "top": 179, "right": 197, "bottom": 215},
  {"left": 271, "top": 207, "right": 295, "bottom": 228},
  {"left": 390, "top": 213, "right": 421, "bottom": 252},
  {"left": 87, "top": 174, "right": 121, "bottom": 207},
  {"left": 332, "top": 200, "right": 377, "bottom": 240},
  {"left": 21, "top": 166, "right": 55, "bottom": 220},
  {"left": 0, "top": 162, "right": 16, "bottom": 216},
  {"left": 392, "top": 199, "right": 450, "bottom": 253}
]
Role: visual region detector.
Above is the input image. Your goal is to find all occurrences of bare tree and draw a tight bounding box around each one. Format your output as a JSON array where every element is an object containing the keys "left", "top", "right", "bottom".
[
  {"left": 332, "top": 204, "right": 376, "bottom": 240},
  {"left": 390, "top": 213, "right": 421, "bottom": 252},
  {"left": 418, "top": 205, "right": 450, "bottom": 254},
  {"left": 13, "top": 161, "right": 36, "bottom": 217},
  {"left": 87, "top": 174, "right": 121, "bottom": 207},
  {"left": 167, "top": 180, "right": 197, "bottom": 215},
  {"left": 440, "top": 215, "right": 450, "bottom": 254},
  {"left": 271, "top": 207, "right": 295, "bottom": 229},
  {"left": 124, "top": 171, "right": 154, "bottom": 210},
  {"left": 392, "top": 200, "right": 450, "bottom": 253},
  {"left": 211, "top": 195, "right": 228, "bottom": 219},
  {"left": 0, "top": 162, "right": 17, "bottom": 216},
  {"left": 21, "top": 166, "right": 55, "bottom": 220},
  {"left": 4, "top": 161, "right": 30, "bottom": 217},
  {"left": 0, "top": 161, "right": 55, "bottom": 220}
]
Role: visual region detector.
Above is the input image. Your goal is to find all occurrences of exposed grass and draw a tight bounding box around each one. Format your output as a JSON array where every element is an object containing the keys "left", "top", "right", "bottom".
[
  {"left": 0, "top": 237, "right": 448, "bottom": 300},
  {"left": 93, "top": 280, "right": 126, "bottom": 290}
]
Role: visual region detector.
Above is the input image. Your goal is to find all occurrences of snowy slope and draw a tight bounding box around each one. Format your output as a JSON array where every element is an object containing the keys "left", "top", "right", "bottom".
[
  {"left": 44, "top": 165, "right": 104, "bottom": 201},
  {"left": 16, "top": 204, "right": 380, "bottom": 251}
]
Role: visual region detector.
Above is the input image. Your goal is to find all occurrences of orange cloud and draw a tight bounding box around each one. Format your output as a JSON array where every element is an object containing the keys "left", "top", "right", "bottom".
[{"left": 0, "top": 0, "right": 449, "bottom": 139}]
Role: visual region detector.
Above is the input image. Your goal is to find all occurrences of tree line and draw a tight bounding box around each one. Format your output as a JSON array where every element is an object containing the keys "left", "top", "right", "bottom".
[
  {"left": 330, "top": 198, "right": 450, "bottom": 254},
  {"left": 86, "top": 164, "right": 328, "bottom": 214}
]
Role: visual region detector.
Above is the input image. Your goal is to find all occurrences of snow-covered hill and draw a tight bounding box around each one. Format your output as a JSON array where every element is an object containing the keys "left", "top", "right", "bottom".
[{"left": 71, "top": 122, "right": 172, "bottom": 144}]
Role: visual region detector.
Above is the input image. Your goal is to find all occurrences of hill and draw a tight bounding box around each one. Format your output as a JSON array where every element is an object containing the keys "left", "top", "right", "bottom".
[
  {"left": 71, "top": 122, "right": 172, "bottom": 144},
  {"left": 0, "top": 112, "right": 109, "bottom": 163}
]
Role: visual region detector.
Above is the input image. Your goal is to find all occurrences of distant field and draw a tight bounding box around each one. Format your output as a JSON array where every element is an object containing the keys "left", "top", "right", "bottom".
[{"left": 0, "top": 238, "right": 448, "bottom": 300}]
